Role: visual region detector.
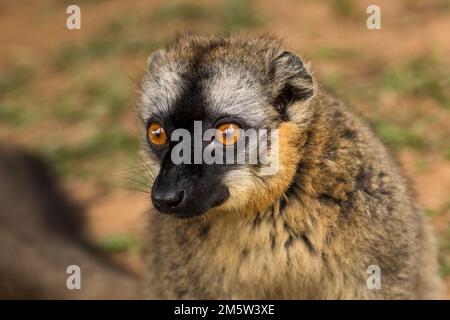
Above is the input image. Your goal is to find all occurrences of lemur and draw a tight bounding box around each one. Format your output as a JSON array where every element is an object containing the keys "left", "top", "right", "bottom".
[{"left": 138, "top": 34, "right": 443, "bottom": 299}]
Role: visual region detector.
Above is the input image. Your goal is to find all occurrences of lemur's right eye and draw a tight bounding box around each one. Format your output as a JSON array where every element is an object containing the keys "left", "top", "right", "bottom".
[{"left": 148, "top": 122, "right": 168, "bottom": 146}]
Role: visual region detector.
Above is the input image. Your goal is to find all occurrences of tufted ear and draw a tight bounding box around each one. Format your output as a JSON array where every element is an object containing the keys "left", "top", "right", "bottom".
[{"left": 269, "top": 51, "right": 314, "bottom": 115}]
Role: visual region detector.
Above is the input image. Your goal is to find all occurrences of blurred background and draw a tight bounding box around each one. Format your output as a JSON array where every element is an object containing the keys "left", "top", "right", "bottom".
[{"left": 0, "top": 0, "right": 449, "bottom": 298}]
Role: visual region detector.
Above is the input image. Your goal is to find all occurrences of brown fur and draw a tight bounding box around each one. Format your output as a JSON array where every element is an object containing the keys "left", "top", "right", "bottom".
[{"left": 142, "top": 35, "right": 443, "bottom": 299}]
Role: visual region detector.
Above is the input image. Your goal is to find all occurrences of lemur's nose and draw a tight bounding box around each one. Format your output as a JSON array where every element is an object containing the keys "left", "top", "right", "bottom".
[{"left": 152, "top": 188, "right": 185, "bottom": 213}]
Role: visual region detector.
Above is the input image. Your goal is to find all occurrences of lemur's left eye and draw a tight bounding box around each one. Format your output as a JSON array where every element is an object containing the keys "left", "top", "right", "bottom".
[
  {"left": 216, "top": 123, "right": 241, "bottom": 145},
  {"left": 148, "top": 122, "right": 168, "bottom": 146}
]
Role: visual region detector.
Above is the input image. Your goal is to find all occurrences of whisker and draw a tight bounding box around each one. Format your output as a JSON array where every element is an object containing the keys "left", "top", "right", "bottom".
[
  {"left": 125, "top": 176, "right": 151, "bottom": 189},
  {"left": 110, "top": 185, "right": 151, "bottom": 194},
  {"left": 126, "top": 72, "right": 166, "bottom": 117},
  {"left": 125, "top": 153, "right": 158, "bottom": 180}
]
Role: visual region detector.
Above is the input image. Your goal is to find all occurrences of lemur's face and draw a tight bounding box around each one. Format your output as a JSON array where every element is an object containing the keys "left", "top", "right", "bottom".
[{"left": 139, "top": 36, "right": 313, "bottom": 218}]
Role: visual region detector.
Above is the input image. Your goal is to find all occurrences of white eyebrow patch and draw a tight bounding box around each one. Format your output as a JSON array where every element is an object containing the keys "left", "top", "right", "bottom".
[
  {"left": 139, "top": 63, "right": 273, "bottom": 127},
  {"left": 139, "top": 64, "right": 185, "bottom": 121},
  {"left": 202, "top": 67, "right": 270, "bottom": 125}
]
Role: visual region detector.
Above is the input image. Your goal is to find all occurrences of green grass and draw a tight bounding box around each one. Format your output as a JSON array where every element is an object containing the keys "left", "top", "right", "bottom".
[
  {"left": 444, "top": 147, "right": 450, "bottom": 161},
  {"left": 46, "top": 67, "right": 132, "bottom": 126},
  {"left": 435, "top": 201, "right": 450, "bottom": 277},
  {"left": 371, "top": 119, "right": 424, "bottom": 150},
  {"left": 44, "top": 128, "right": 138, "bottom": 176},
  {"left": 323, "top": 70, "right": 345, "bottom": 93},
  {"left": 323, "top": 54, "right": 450, "bottom": 112},
  {"left": 51, "top": 96, "right": 88, "bottom": 122},
  {"left": 221, "top": 0, "right": 261, "bottom": 33},
  {"left": 331, "top": 0, "right": 356, "bottom": 17},
  {"left": 310, "top": 46, "right": 359, "bottom": 61},
  {"left": 438, "top": 226, "right": 450, "bottom": 277},
  {"left": 0, "top": 104, "right": 35, "bottom": 127},
  {"left": 54, "top": 36, "right": 156, "bottom": 71},
  {"left": 0, "top": 65, "right": 35, "bottom": 97},
  {"left": 53, "top": 0, "right": 262, "bottom": 71},
  {"left": 381, "top": 56, "right": 450, "bottom": 109},
  {"left": 54, "top": 15, "right": 165, "bottom": 71},
  {"left": 151, "top": 2, "right": 211, "bottom": 21},
  {"left": 320, "top": 54, "right": 450, "bottom": 152},
  {"left": 88, "top": 76, "right": 129, "bottom": 119},
  {"left": 425, "top": 207, "right": 438, "bottom": 218},
  {"left": 99, "top": 234, "right": 142, "bottom": 253},
  {"left": 151, "top": 0, "right": 261, "bottom": 33}
]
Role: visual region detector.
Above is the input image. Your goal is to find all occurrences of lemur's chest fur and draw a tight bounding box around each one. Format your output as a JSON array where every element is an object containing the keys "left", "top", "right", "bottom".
[{"left": 146, "top": 196, "right": 371, "bottom": 299}]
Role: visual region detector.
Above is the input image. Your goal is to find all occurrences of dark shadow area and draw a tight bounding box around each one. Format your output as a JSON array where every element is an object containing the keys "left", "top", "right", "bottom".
[{"left": 0, "top": 144, "right": 140, "bottom": 299}]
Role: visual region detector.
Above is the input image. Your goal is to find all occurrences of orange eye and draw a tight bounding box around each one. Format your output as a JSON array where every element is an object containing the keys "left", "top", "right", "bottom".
[
  {"left": 148, "top": 122, "right": 168, "bottom": 146},
  {"left": 216, "top": 123, "right": 241, "bottom": 145}
]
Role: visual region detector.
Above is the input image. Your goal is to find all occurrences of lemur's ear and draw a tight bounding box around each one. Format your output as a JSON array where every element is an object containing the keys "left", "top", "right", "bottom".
[
  {"left": 147, "top": 50, "right": 166, "bottom": 74},
  {"left": 269, "top": 51, "right": 314, "bottom": 114}
]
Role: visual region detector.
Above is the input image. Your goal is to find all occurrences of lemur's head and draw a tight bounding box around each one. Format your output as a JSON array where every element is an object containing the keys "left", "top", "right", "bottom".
[{"left": 139, "top": 35, "right": 315, "bottom": 219}]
